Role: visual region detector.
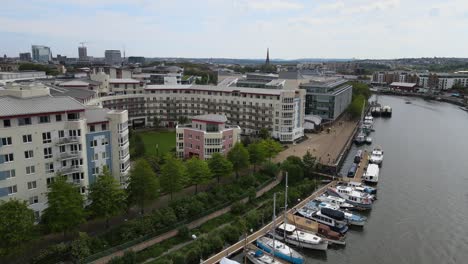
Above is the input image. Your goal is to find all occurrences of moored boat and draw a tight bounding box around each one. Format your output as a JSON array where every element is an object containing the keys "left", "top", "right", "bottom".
[
  {"left": 273, "top": 223, "right": 328, "bottom": 251},
  {"left": 381, "top": 105, "right": 392, "bottom": 117},
  {"left": 309, "top": 201, "right": 367, "bottom": 227},
  {"left": 286, "top": 213, "right": 346, "bottom": 245},
  {"left": 369, "top": 146, "right": 384, "bottom": 165},
  {"left": 296, "top": 207, "right": 349, "bottom": 235},
  {"left": 354, "top": 131, "right": 366, "bottom": 145},
  {"left": 245, "top": 247, "right": 284, "bottom": 264},
  {"left": 256, "top": 236, "right": 304, "bottom": 264},
  {"left": 362, "top": 163, "right": 380, "bottom": 184},
  {"left": 365, "top": 136, "right": 372, "bottom": 144},
  {"left": 315, "top": 194, "right": 355, "bottom": 209},
  {"left": 345, "top": 181, "right": 377, "bottom": 194},
  {"left": 327, "top": 186, "right": 373, "bottom": 210}
]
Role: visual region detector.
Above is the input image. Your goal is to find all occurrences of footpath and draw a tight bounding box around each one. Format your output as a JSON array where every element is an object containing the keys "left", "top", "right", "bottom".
[{"left": 88, "top": 174, "right": 284, "bottom": 264}]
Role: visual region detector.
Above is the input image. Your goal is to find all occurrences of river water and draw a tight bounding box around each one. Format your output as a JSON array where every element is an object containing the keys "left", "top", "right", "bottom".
[{"left": 315, "top": 95, "right": 468, "bottom": 264}]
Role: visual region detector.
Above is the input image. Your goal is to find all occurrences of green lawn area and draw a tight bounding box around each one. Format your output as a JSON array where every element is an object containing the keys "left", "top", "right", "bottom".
[{"left": 139, "top": 131, "right": 176, "bottom": 156}]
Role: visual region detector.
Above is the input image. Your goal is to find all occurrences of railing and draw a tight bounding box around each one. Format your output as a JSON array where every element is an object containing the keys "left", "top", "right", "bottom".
[{"left": 56, "top": 136, "right": 80, "bottom": 145}]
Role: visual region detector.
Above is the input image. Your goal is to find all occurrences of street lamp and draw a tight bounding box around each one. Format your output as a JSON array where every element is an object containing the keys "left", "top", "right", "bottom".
[{"left": 192, "top": 234, "right": 203, "bottom": 263}]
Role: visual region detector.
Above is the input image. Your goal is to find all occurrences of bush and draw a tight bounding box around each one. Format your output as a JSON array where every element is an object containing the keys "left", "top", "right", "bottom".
[
  {"left": 70, "top": 232, "right": 91, "bottom": 262},
  {"left": 177, "top": 225, "right": 190, "bottom": 239},
  {"left": 172, "top": 252, "right": 185, "bottom": 264},
  {"left": 32, "top": 243, "right": 70, "bottom": 264},
  {"left": 231, "top": 201, "right": 246, "bottom": 215},
  {"left": 261, "top": 161, "right": 279, "bottom": 177}
]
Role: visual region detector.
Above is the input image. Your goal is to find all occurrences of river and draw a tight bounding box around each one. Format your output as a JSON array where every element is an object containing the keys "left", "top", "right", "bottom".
[{"left": 233, "top": 95, "right": 468, "bottom": 264}]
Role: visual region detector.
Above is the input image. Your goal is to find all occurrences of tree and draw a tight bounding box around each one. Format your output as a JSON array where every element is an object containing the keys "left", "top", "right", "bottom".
[
  {"left": 42, "top": 176, "right": 86, "bottom": 236},
  {"left": 208, "top": 153, "right": 233, "bottom": 184},
  {"left": 177, "top": 116, "right": 189, "bottom": 124},
  {"left": 348, "top": 95, "right": 366, "bottom": 119},
  {"left": 88, "top": 167, "right": 127, "bottom": 228},
  {"left": 186, "top": 157, "right": 212, "bottom": 193},
  {"left": 160, "top": 154, "right": 187, "bottom": 200},
  {"left": 248, "top": 142, "right": 267, "bottom": 172},
  {"left": 260, "top": 139, "right": 283, "bottom": 161},
  {"left": 227, "top": 143, "right": 250, "bottom": 179},
  {"left": 259, "top": 128, "right": 270, "bottom": 139},
  {"left": 130, "top": 133, "right": 146, "bottom": 159},
  {"left": 127, "top": 159, "right": 159, "bottom": 214},
  {"left": 281, "top": 156, "right": 305, "bottom": 183},
  {"left": 302, "top": 150, "right": 317, "bottom": 178},
  {"left": 0, "top": 199, "right": 35, "bottom": 253},
  {"left": 350, "top": 82, "right": 371, "bottom": 100}
]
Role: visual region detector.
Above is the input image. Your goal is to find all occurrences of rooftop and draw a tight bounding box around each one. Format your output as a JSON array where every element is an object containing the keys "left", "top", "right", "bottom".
[
  {"left": 85, "top": 107, "right": 111, "bottom": 124},
  {"left": 192, "top": 114, "right": 228, "bottom": 123},
  {"left": 390, "top": 82, "right": 417, "bottom": 87},
  {"left": 109, "top": 78, "right": 140, "bottom": 84},
  {"left": 145, "top": 84, "right": 285, "bottom": 96},
  {"left": 48, "top": 85, "right": 96, "bottom": 102},
  {"left": 59, "top": 80, "right": 90, "bottom": 87},
  {"left": 0, "top": 95, "right": 84, "bottom": 118}
]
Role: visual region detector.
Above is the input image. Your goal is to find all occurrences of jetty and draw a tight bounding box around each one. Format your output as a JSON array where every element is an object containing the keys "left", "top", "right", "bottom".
[{"left": 202, "top": 181, "right": 337, "bottom": 264}]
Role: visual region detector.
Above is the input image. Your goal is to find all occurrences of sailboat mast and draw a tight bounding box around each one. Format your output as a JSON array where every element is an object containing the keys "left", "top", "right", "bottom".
[
  {"left": 272, "top": 193, "right": 276, "bottom": 257},
  {"left": 283, "top": 172, "right": 288, "bottom": 242}
]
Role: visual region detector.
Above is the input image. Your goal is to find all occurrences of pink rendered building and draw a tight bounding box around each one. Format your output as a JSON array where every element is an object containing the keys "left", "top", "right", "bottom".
[{"left": 176, "top": 114, "right": 241, "bottom": 160}]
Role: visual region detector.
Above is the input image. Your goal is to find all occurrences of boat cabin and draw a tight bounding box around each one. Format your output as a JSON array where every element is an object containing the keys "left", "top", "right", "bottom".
[
  {"left": 348, "top": 163, "right": 357, "bottom": 177},
  {"left": 354, "top": 150, "right": 363, "bottom": 163}
]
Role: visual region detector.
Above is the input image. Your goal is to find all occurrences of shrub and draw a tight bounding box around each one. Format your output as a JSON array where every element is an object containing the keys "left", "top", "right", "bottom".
[
  {"left": 172, "top": 252, "right": 185, "bottom": 264},
  {"left": 230, "top": 201, "right": 246, "bottom": 215},
  {"left": 177, "top": 225, "right": 190, "bottom": 239}
]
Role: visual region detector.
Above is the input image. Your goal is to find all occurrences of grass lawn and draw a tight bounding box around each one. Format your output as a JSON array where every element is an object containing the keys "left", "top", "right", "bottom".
[{"left": 138, "top": 131, "right": 176, "bottom": 156}]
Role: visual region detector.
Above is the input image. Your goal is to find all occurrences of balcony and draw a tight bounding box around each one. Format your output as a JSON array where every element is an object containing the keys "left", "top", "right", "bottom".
[
  {"left": 59, "top": 165, "right": 82, "bottom": 175},
  {"left": 57, "top": 151, "right": 81, "bottom": 161},
  {"left": 56, "top": 137, "right": 80, "bottom": 146}
]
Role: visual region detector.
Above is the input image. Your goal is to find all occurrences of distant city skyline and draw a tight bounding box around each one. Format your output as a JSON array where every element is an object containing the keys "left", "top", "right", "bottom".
[{"left": 1, "top": 0, "right": 468, "bottom": 59}]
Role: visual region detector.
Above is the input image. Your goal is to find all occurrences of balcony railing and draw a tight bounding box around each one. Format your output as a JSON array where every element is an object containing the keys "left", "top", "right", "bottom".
[
  {"left": 59, "top": 165, "right": 82, "bottom": 175},
  {"left": 56, "top": 137, "right": 80, "bottom": 146},
  {"left": 57, "top": 151, "right": 81, "bottom": 161}
]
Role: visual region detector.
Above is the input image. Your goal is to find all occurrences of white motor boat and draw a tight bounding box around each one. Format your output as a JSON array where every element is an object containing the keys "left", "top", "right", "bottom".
[
  {"left": 327, "top": 186, "right": 373, "bottom": 210},
  {"left": 365, "top": 137, "right": 372, "bottom": 144},
  {"left": 355, "top": 132, "right": 366, "bottom": 144},
  {"left": 369, "top": 146, "right": 384, "bottom": 165},
  {"left": 315, "top": 194, "right": 355, "bottom": 210},
  {"left": 309, "top": 201, "right": 367, "bottom": 227},
  {"left": 362, "top": 163, "right": 380, "bottom": 184},
  {"left": 273, "top": 223, "right": 328, "bottom": 251}
]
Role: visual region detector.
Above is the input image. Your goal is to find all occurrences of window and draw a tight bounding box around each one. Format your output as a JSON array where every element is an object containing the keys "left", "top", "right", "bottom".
[
  {"left": 56, "top": 114, "right": 62, "bottom": 122},
  {"left": 67, "top": 113, "right": 79, "bottom": 120},
  {"left": 102, "top": 138, "right": 108, "bottom": 145},
  {"left": 58, "top": 130, "right": 65, "bottom": 138},
  {"left": 4, "top": 169, "right": 15, "bottom": 179},
  {"left": 3, "top": 119, "right": 11, "bottom": 127},
  {"left": 29, "top": 196, "right": 39, "bottom": 205},
  {"left": 24, "top": 150, "right": 34, "bottom": 159},
  {"left": 4, "top": 153, "right": 14, "bottom": 162},
  {"left": 94, "top": 153, "right": 99, "bottom": 161},
  {"left": 81, "top": 187, "right": 86, "bottom": 194},
  {"left": 1, "top": 137, "right": 12, "bottom": 146},
  {"left": 46, "top": 177, "right": 55, "bottom": 187},
  {"left": 44, "top": 147, "right": 52, "bottom": 159},
  {"left": 90, "top": 125, "right": 95, "bottom": 132},
  {"left": 26, "top": 165, "right": 35, "bottom": 175},
  {"left": 61, "top": 160, "right": 67, "bottom": 167},
  {"left": 45, "top": 162, "right": 54, "bottom": 173},
  {"left": 39, "top": 115, "right": 50, "bottom": 123},
  {"left": 101, "top": 124, "right": 107, "bottom": 130},
  {"left": 42, "top": 132, "right": 51, "bottom": 143},
  {"left": 8, "top": 185, "right": 17, "bottom": 194},
  {"left": 27, "top": 181, "right": 37, "bottom": 190},
  {"left": 90, "top": 140, "right": 97, "bottom": 147},
  {"left": 59, "top": 145, "right": 66, "bottom": 153},
  {"left": 92, "top": 167, "right": 100, "bottom": 175},
  {"left": 23, "top": 134, "right": 32, "bottom": 143},
  {"left": 102, "top": 152, "right": 107, "bottom": 159},
  {"left": 18, "top": 117, "right": 31, "bottom": 126}
]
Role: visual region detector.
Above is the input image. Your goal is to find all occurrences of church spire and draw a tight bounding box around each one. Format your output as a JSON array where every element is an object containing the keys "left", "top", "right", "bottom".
[{"left": 265, "top": 48, "right": 270, "bottom": 66}]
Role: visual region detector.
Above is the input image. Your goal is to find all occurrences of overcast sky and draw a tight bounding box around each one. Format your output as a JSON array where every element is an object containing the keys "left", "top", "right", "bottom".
[{"left": 1, "top": 0, "right": 468, "bottom": 60}]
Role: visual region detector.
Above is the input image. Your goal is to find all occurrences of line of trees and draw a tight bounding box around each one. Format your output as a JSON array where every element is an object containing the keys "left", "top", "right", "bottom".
[
  {"left": 0, "top": 137, "right": 283, "bottom": 258},
  {"left": 348, "top": 82, "right": 371, "bottom": 119}
]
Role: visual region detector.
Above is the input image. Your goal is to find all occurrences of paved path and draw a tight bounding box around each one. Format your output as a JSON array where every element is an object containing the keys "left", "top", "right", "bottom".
[
  {"left": 353, "top": 150, "right": 369, "bottom": 182},
  {"left": 274, "top": 118, "right": 358, "bottom": 165},
  {"left": 89, "top": 174, "right": 283, "bottom": 264}
]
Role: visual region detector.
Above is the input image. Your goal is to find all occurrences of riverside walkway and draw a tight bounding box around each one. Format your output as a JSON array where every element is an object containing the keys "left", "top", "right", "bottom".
[
  {"left": 202, "top": 181, "right": 337, "bottom": 264},
  {"left": 353, "top": 149, "right": 369, "bottom": 182}
]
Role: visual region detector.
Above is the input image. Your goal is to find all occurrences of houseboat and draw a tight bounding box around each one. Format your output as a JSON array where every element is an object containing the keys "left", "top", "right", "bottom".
[
  {"left": 327, "top": 186, "right": 373, "bottom": 210},
  {"left": 273, "top": 223, "right": 328, "bottom": 251},
  {"left": 296, "top": 207, "right": 349, "bottom": 235},
  {"left": 362, "top": 163, "right": 380, "bottom": 184},
  {"left": 286, "top": 213, "right": 346, "bottom": 245},
  {"left": 315, "top": 194, "right": 355, "bottom": 210},
  {"left": 381, "top": 105, "right": 392, "bottom": 117}
]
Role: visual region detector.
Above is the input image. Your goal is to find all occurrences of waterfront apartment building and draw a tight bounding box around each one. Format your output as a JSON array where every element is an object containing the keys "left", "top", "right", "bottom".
[
  {"left": 300, "top": 78, "right": 352, "bottom": 121},
  {"left": 0, "top": 83, "right": 129, "bottom": 219},
  {"left": 88, "top": 84, "right": 306, "bottom": 142},
  {"left": 371, "top": 71, "right": 419, "bottom": 85},
  {"left": 176, "top": 114, "right": 241, "bottom": 159},
  {"left": 31, "top": 45, "right": 52, "bottom": 63},
  {"left": 418, "top": 73, "right": 468, "bottom": 90}
]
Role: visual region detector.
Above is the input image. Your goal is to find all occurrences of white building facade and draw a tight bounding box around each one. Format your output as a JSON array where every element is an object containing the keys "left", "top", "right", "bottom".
[
  {"left": 87, "top": 84, "right": 306, "bottom": 143},
  {"left": 0, "top": 83, "right": 129, "bottom": 219}
]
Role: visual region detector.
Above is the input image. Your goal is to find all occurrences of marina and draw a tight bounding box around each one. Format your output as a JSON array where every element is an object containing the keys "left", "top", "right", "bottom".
[{"left": 204, "top": 95, "right": 468, "bottom": 264}]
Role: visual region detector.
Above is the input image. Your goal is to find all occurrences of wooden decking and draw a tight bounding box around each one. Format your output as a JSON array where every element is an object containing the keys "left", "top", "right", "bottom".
[
  {"left": 353, "top": 150, "right": 369, "bottom": 182},
  {"left": 202, "top": 181, "right": 337, "bottom": 264}
]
